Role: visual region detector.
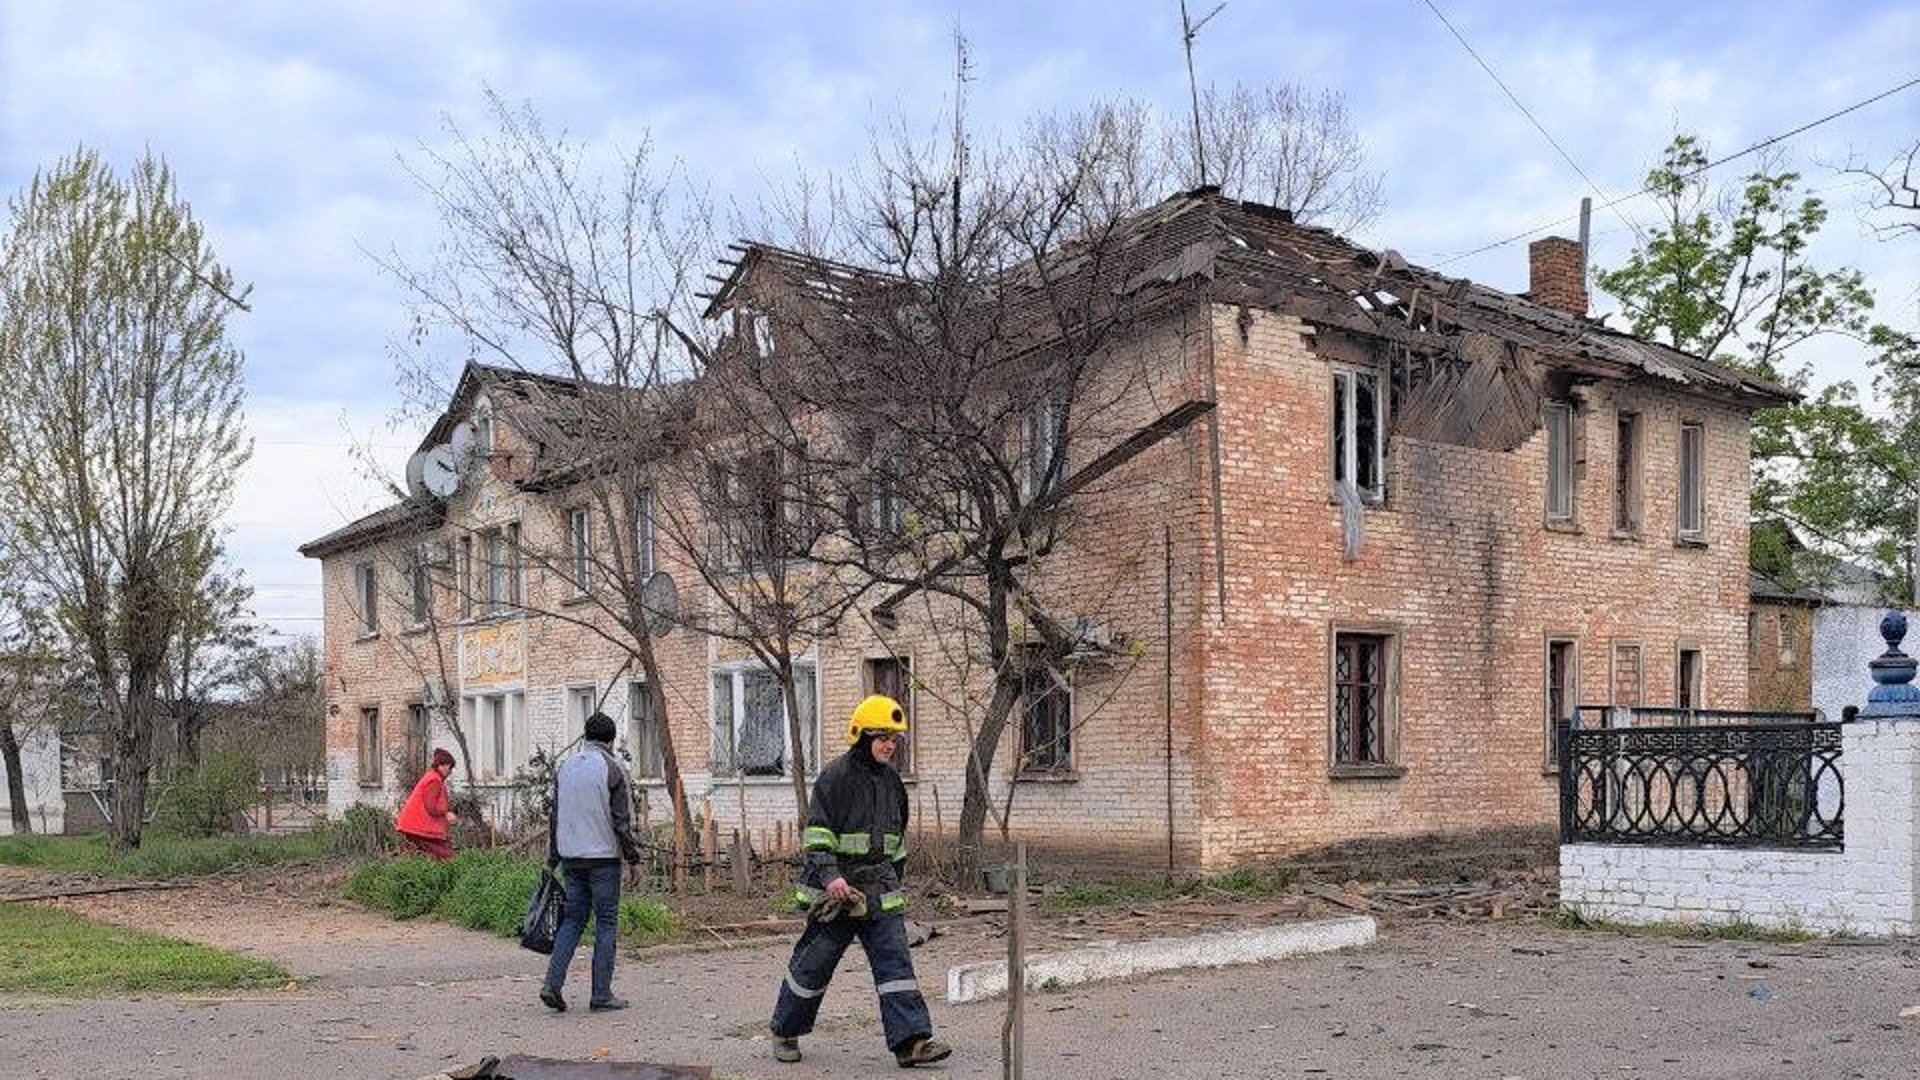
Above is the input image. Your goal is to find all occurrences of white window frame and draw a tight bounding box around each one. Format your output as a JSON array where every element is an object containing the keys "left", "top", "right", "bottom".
[
  {"left": 567, "top": 507, "right": 593, "bottom": 594},
  {"left": 482, "top": 523, "right": 522, "bottom": 614},
  {"left": 709, "top": 660, "right": 817, "bottom": 779},
  {"left": 632, "top": 487, "right": 655, "bottom": 581},
  {"left": 1331, "top": 367, "right": 1385, "bottom": 503},
  {"left": 1677, "top": 421, "right": 1706, "bottom": 540},
  {"left": 460, "top": 690, "right": 527, "bottom": 782},
  {"left": 1024, "top": 394, "right": 1067, "bottom": 499},
  {"left": 1544, "top": 401, "right": 1575, "bottom": 523}
]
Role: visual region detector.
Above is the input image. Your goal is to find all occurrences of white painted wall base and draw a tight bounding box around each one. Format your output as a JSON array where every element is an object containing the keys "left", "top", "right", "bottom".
[{"left": 1560, "top": 719, "right": 1920, "bottom": 936}]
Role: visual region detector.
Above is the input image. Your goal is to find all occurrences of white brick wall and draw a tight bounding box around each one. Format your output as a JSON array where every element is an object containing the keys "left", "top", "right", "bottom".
[{"left": 1560, "top": 719, "right": 1920, "bottom": 935}]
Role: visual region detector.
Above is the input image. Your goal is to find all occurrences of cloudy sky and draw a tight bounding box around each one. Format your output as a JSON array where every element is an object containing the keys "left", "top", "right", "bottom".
[{"left": 2, "top": 0, "right": 1915, "bottom": 643}]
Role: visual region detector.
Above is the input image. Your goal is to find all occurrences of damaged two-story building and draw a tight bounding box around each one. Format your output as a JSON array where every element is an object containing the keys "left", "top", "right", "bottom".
[{"left": 302, "top": 187, "right": 1789, "bottom": 872}]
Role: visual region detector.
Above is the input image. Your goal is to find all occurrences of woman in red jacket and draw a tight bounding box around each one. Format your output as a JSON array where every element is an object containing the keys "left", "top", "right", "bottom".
[{"left": 396, "top": 748, "right": 459, "bottom": 859}]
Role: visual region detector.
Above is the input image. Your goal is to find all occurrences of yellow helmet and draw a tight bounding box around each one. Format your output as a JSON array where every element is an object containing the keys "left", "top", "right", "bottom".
[{"left": 846, "top": 694, "right": 908, "bottom": 744}]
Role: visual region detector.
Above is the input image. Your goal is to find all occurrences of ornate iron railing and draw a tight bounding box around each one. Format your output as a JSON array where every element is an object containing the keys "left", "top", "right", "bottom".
[{"left": 1557, "top": 707, "right": 1844, "bottom": 850}]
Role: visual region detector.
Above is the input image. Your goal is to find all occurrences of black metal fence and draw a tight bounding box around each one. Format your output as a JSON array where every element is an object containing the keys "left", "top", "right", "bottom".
[{"left": 1556, "top": 707, "right": 1844, "bottom": 850}]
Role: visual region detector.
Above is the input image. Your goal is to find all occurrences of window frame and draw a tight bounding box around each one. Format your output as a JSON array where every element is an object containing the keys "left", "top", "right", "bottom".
[
  {"left": 1329, "top": 627, "right": 1400, "bottom": 775},
  {"left": 708, "top": 659, "right": 818, "bottom": 779},
  {"left": 353, "top": 561, "right": 379, "bottom": 634},
  {"left": 404, "top": 701, "right": 430, "bottom": 777},
  {"left": 480, "top": 523, "right": 523, "bottom": 615},
  {"left": 1016, "top": 655, "right": 1074, "bottom": 778},
  {"left": 1677, "top": 421, "right": 1706, "bottom": 541},
  {"left": 628, "top": 679, "right": 665, "bottom": 781},
  {"left": 1544, "top": 637, "right": 1578, "bottom": 769},
  {"left": 1331, "top": 366, "right": 1386, "bottom": 503},
  {"left": 1675, "top": 645, "right": 1703, "bottom": 711},
  {"left": 1612, "top": 409, "right": 1642, "bottom": 536},
  {"left": 357, "top": 706, "right": 383, "bottom": 788},
  {"left": 632, "top": 487, "right": 656, "bottom": 581},
  {"left": 459, "top": 691, "right": 527, "bottom": 782},
  {"left": 1544, "top": 400, "right": 1576, "bottom": 524},
  {"left": 865, "top": 655, "right": 915, "bottom": 776},
  {"left": 1024, "top": 393, "right": 1068, "bottom": 500},
  {"left": 408, "top": 548, "right": 432, "bottom": 627},
  {"left": 567, "top": 506, "right": 593, "bottom": 595}
]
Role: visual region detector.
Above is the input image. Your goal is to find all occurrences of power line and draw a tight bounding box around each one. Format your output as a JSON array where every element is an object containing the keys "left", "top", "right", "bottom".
[
  {"left": 1432, "top": 74, "right": 1920, "bottom": 268},
  {"left": 1415, "top": 0, "right": 1645, "bottom": 248}
]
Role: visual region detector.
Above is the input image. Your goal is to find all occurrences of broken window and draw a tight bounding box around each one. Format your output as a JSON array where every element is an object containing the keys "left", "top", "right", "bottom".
[
  {"left": 1544, "top": 401, "right": 1575, "bottom": 523},
  {"left": 1777, "top": 613, "right": 1797, "bottom": 667},
  {"left": 1333, "top": 632, "right": 1392, "bottom": 767},
  {"left": 1331, "top": 368, "right": 1384, "bottom": 501},
  {"left": 1545, "top": 638, "right": 1577, "bottom": 768},
  {"left": 1018, "top": 656, "right": 1073, "bottom": 776},
  {"left": 712, "top": 450, "right": 783, "bottom": 567},
  {"left": 710, "top": 662, "right": 817, "bottom": 778},
  {"left": 1025, "top": 393, "right": 1067, "bottom": 500},
  {"left": 358, "top": 706, "right": 382, "bottom": 788},
  {"left": 1613, "top": 410, "right": 1641, "bottom": 535},
  {"left": 1677, "top": 422, "right": 1706, "bottom": 539}
]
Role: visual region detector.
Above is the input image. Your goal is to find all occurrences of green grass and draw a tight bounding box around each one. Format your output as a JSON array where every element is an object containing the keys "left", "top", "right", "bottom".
[
  {"left": 1040, "top": 865, "right": 1300, "bottom": 915},
  {"left": 0, "top": 902, "right": 290, "bottom": 995},
  {"left": 346, "top": 851, "right": 688, "bottom": 946},
  {"left": 0, "top": 831, "right": 333, "bottom": 879}
]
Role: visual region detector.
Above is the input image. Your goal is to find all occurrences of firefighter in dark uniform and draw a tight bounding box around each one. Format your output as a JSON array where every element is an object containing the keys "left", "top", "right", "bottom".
[{"left": 769, "top": 694, "right": 952, "bottom": 1068}]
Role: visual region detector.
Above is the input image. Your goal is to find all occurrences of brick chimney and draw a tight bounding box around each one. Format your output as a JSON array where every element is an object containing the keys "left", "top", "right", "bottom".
[{"left": 1528, "top": 236, "right": 1587, "bottom": 317}]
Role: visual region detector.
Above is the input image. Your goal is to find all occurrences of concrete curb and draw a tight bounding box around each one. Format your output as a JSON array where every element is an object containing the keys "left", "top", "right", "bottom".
[{"left": 944, "top": 914, "right": 1377, "bottom": 1004}]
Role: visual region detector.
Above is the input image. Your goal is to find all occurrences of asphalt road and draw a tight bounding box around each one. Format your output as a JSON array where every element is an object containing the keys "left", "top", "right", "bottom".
[{"left": 3, "top": 901, "right": 1916, "bottom": 1080}]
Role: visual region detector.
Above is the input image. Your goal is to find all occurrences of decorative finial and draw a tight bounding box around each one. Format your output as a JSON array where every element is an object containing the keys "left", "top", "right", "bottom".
[{"left": 1859, "top": 609, "right": 1919, "bottom": 720}]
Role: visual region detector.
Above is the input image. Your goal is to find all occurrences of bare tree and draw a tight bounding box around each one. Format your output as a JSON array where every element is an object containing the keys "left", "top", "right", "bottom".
[
  {"left": 716, "top": 112, "right": 1215, "bottom": 880},
  {"left": 158, "top": 527, "right": 257, "bottom": 773},
  {"left": 0, "top": 148, "right": 251, "bottom": 851},
  {"left": 1845, "top": 141, "right": 1920, "bottom": 242},
  {"left": 374, "top": 91, "right": 718, "bottom": 853},
  {"left": 1175, "top": 82, "right": 1386, "bottom": 234}
]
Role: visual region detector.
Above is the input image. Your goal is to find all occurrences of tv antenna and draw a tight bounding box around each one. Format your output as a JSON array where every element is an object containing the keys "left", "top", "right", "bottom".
[{"left": 1180, "top": 0, "right": 1226, "bottom": 186}]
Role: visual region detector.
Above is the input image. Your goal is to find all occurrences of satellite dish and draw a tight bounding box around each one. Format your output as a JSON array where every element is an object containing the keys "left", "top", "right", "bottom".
[
  {"left": 404, "top": 450, "right": 429, "bottom": 499},
  {"left": 420, "top": 444, "right": 461, "bottom": 498},
  {"left": 640, "top": 572, "right": 678, "bottom": 637}
]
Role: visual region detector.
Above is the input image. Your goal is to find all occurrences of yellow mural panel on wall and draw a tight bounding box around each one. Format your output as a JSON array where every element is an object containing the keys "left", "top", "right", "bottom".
[{"left": 461, "top": 622, "right": 526, "bottom": 687}]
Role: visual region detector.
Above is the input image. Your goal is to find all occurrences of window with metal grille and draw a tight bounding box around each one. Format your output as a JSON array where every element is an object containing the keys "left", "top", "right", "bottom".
[
  {"left": 1333, "top": 633, "right": 1391, "bottom": 767},
  {"left": 1018, "top": 660, "right": 1073, "bottom": 776}
]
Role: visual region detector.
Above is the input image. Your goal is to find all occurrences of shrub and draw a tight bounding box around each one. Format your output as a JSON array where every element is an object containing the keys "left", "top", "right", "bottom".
[
  {"left": 149, "top": 753, "right": 263, "bottom": 839},
  {"left": 345, "top": 854, "right": 458, "bottom": 919},
  {"left": 329, "top": 803, "right": 397, "bottom": 857}
]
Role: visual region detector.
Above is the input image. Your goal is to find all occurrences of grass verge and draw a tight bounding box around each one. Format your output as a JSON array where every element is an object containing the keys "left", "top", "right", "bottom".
[
  {"left": 346, "top": 851, "right": 689, "bottom": 947},
  {"left": 0, "top": 831, "right": 333, "bottom": 878},
  {"left": 1550, "top": 907, "right": 1826, "bottom": 942},
  {"left": 0, "top": 902, "right": 290, "bottom": 995}
]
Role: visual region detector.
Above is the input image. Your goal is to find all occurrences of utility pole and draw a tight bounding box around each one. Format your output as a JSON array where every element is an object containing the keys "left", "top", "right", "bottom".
[{"left": 1179, "top": 0, "right": 1226, "bottom": 186}]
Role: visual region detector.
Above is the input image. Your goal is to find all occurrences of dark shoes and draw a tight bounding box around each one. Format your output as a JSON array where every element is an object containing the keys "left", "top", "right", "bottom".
[
  {"left": 895, "top": 1036, "right": 952, "bottom": 1068},
  {"left": 538, "top": 986, "right": 566, "bottom": 1012},
  {"left": 772, "top": 1036, "right": 802, "bottom": 1063},
  {"left": 588, "top": 995, "right": 630, "bottom": 1012}
]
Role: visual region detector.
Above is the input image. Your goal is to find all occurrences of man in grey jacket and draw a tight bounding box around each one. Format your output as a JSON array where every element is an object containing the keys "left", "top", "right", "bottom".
[{"left": 540, "top": 711, "right": 643, "bottom": 1013}]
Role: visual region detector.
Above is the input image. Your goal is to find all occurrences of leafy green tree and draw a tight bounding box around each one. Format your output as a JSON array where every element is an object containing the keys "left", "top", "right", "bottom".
[
  {"left": 0, "top": 148, "right": 252, "bottom": 850},
  {"left": 1596, "top": 134, "right": 1918, "bottom": 601}
]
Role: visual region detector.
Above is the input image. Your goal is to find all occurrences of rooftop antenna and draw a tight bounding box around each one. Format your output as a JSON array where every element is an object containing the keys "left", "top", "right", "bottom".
[
  {"left": 951, "top": 27, "right": 974, "bottom": 249},
  {"left": 1180, "top": 0, "right": 1226, "bottom": 187}
]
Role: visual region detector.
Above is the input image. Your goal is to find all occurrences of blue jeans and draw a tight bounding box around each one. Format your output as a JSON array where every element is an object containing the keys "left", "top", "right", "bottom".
[
  {"left": 542, "top": 859, "right": 623, "bottom": 1004},
  {"left": 770, "top": 911, "right": 931, "bottom": 1053}
]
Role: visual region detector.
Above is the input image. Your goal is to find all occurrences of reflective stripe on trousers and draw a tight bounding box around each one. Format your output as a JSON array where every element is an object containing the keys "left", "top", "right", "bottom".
[{"left": 769, "top": 910, "right": 931, "bottom": 1054}]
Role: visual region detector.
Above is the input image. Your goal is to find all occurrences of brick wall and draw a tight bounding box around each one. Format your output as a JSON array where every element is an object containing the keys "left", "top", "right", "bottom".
[
  {"left": 1749, "top": 599, "right": 1814, "bottom": 712},
  {"left": 311, "top": 298, "right": 1763, "bottom": 873},
  {"left": 1528, "top": 237, "right": 1587, "bottom": 316}
]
